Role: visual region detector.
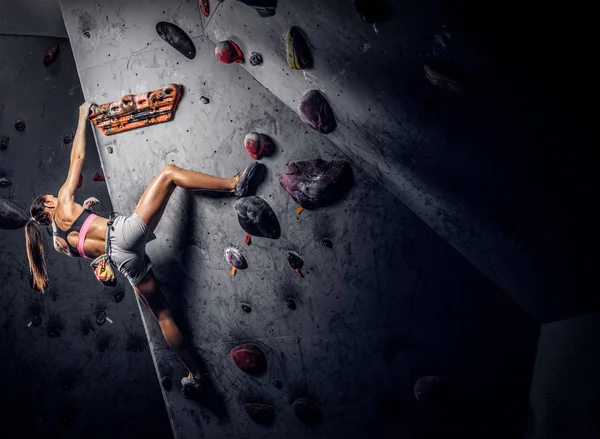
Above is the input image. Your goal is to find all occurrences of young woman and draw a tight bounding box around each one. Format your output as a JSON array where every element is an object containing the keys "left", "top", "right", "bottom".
[{"left": 25, "top": 101, "right": 264, "bottom": 398}]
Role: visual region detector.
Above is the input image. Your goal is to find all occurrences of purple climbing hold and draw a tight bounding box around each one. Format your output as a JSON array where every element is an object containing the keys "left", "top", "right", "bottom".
[
  {"left": 292, "top": 398, "right": 323, "bottom": 426},
  {"left": 244, "top": 132, "right": 274, "bottom": 160},
  {"left": 243, "top": 403, "right": 276, "bottom": 425},
  {"left": 231, "top": 343, "right": 267, "bottom": 375},
  {"left": 15, "top": 120, "right": 26, "bottom": 132},
  {"left": 225, "top": 247, "right": 248, "bottom": 269},
  {"left": 298, "top": 90, "right": 336, "bottom": 134},
  {"left": 43, "top": 43, "right": 60, "bottom": 66},
  {"left": 0, "top": 198, "right": 28, "bottom": 230},
  {"left": 0, "top": 136, "right": 9, "bottom": 151},
  {"left": 234, "top": 196, "right": 281, "bottom": 239},
  {"left": 279, "top": 159, "right": 352, "bottom": 209}
]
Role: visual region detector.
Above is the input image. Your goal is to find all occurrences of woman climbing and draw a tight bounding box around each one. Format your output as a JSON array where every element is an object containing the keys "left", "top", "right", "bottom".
[{"left": 25, "top": 101, "right": 264, "bottom": 398}]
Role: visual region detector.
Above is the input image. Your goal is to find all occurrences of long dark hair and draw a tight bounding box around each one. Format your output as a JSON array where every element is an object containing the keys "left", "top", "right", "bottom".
[{"left": 25, "top": 195, "right": 51, "bottom": 292}]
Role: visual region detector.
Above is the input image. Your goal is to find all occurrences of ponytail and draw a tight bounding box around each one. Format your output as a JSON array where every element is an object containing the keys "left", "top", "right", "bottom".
[{"left": 25, "top": 219, "right": 48, "bottom": 292}]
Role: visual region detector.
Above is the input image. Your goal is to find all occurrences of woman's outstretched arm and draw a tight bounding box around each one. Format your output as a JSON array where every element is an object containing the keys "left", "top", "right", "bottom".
[{"left": 58, "top": 101, "right": 93, "bottom": 204}]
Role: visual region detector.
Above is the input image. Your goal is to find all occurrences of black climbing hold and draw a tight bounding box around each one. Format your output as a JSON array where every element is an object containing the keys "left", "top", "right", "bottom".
[
  {"left": 292, "top": 398, "right": 323, "bottom": 426},
  {"left": 354, "top": 0, "right": 392, "bottom": 23},
  {"left": 0, "top": 178, "right": 12, "bottom": 189},
  {"left": 238, "top": 0, "right": 277, "bottom": 17},
  {"left": 286, "top": 252, "right": 303, "bottom": 270},
  {"left": 161, "top": 376, "right": 172, "bottom": 391},
  {"left": 63, "top": 132, "right": 74, "bottom": 144},
  {"left": 287, "top": 26, "right": 312, "bottom": 70},
  {"left": 241, "top": 304, "right": 252, "bottom": 313},
  {"left": 225, "top": 247, "right": 248, "bottom": 269},
  {"left": 323, "top": 239, "right": 333, "bottom": 248},
  {"left": 47, "top": 328, "right": 61, "bottom": 338},
  {"left": 0, "top": 198, "right": 28, "bottom": 230},
  {"left": 106, "top": 146, "right": 113, "bottom": 154},
  {"left": 243, "top": 403, "right": 276, "bottom": 426},
  {"left": 61, "top": 379, "right": 74, "bottom": 391},
  {"left": 0, "top": 136, "right": 9, "bottom": 150},
  {"left": 82, "top": 329, "right": 90, "bottom": 336},
  {"left": 249, "top": 52, "right": 263, "bottom": 66},
  {"left": 234, "top": 196, "right": 281, "bottom": 239},
  {"left": 32, "top": 315, "right": 42, "bottom": 327},
  {"left": 156, "top": 21, "right": 196, "bottom": 59},
  {"left": 113, "top": 290, "right": 125, "bottom": 303},
  {"left": 44, "top": 43, "right": 60, "bottom": 67},
  {"left": 82, "top": 31, "right": 91, "bottom": 39},
  {"left": 15, "top": 120, "right": 26, "bottom": 131},
  {"left": 95, "top": 310, "right": 107, "bottom": 325},
  {"left": 52, "top": 295, "right": 58, "bottom": 302},
  {"left": 99, "top": 347, "right": 105, "bottom": 352},
  {"left": 280, "top": 159, "right": 352, "bottom": 209},
  {"left": 414, "top": 376, "right": 445, "bottom": 406},
  {"left": 200, "top": 96, "right": 210, "bottom": 104},
  {"left": 286, "top": 298, "right": 297, "bottom": 310},
  {"left": 272, "top": 379, "right": 282, "bottom": 389},
  {"left": 298, "top": 90, "right": 336, "bottom": 134},
  {"left": 424, "top": 60, "right": 472, "bottom": 93}
]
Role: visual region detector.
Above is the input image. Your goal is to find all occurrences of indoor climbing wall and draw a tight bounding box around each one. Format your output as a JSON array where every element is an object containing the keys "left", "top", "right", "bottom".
[
  {"left": 0, "top": 36, "right": 172, "bottom": 438},
  {"left": 59, "top": 1, "right": 539, "bottom": 438}
]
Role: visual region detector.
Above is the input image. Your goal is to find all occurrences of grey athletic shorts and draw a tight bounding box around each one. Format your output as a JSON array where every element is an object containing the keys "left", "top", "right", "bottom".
[{"left": 106, "top": 213, "right": 156, "bottom": 286}]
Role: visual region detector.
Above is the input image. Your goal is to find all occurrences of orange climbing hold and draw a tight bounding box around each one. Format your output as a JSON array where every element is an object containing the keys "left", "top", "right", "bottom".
[
  {"left": 295, "top": 206, "right": 304, "bottom": 215},
  {"left": 231, "top": 266, "right": 237, "bottom": 277},
  {"left": 88, "top": 84, "right": 183, "bottom": 136}
]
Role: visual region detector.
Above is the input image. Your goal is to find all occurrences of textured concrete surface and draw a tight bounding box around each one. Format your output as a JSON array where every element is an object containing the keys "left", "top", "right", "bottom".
[
  {"left": 526, "top": 314, "right": 600, "bottom": 439},
  {"left": 0, "top": 36, "right": 171, "bottom": 438},
  {"left": 60, "top": 1, "right": 540, "bottom": 438},
  {"left": 0, "top": 0, "right": 67, "bottom": 37}
]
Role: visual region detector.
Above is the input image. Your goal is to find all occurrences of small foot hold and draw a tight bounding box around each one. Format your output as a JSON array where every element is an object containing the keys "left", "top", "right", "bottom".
[
  {"left": 234, "top": 162, "right": 265, "bottom": 197},
  {"left": 181, "top": 373, "right": 208, "bottom": 399}
]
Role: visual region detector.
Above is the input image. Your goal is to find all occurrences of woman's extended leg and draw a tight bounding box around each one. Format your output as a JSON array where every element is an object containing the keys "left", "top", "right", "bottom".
[{"left": 133, "top": 270, "right": 204, "bottom": 381}]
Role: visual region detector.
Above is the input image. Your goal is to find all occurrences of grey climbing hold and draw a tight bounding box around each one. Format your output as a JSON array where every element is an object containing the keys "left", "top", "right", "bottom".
[
  {"left": 0, "top": 178, "right": 12, "bottom": 188},
  {"left": 32, "top": 315, "right": 42, "bottom": 327},
  {"left": 0, "top": 136, "right": 9, "bottom": 150},
  {"left": 249, "top": 52, "right": 263, "bottom": 66},
  {"left": 15, "top": 120, "right": 26, "bottom": 131},
  {"left": 286, "top": 26, "right": 312, "bottom": 70},
  {"left": 424, "top": 60, "right": 472, "bottom": 93},
  {"left": 241, "top": 303, "right": 252, "bottom": 313},
  {"left": 106, "top": 146, "right": 113, "bottom": 154},
  {"left": 95, "top": 310, "right": 107, "bottom": 325},
  {"left": 200, "top": 96, "right": 210, "bottom": 104},
  {"left": 280, "top": 159, "right": 352, "bottom": 209},
  {"left": 0, "top": 197, "right": 28, "bottom": 229},
  {"left": 272, "top": 379, "right": 282, "bottom": 389},
  {"left": 161, "top": 376, "right": 172, "bottom": 391},
  {"left": 225, "top": 247, "right": 248, "bottom": 269},
  {"left": 286, "top": 298, "right": 297, "bottom": 310},
  {"left": 63, "top": 132, "right": 75, "bottom": 144},
  {"left": 243, "top": 403, "right": 276, "bottom": 426},
  {"left": 292, "top": 398, "right": 323, "bottom": 426},
  {"left": 234, "top": 196, "right": 281, "bottom": 239},
  {"left": 113, "top": 290, "right": 125, "bottom": 303},
  {"left": 323, "top": 239, "right": 333, "bottom": 248},
  {"left": 298, "top": 90, "right": 336, "bottom": 134}
]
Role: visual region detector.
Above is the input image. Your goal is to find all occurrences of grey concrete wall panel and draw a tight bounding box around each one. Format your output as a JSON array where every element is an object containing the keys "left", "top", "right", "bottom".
[
  {"left": 59, "top": 3, "right": 540, "bottom": 438},
  {"left": 199, "top": 0, "right": 580, "bottom": 321},
  {"left": 0, "top": 0, "right": 67, "bottom": 37},
  {"left": 0, "top": 36, "right": 171, "bottom": 438}
]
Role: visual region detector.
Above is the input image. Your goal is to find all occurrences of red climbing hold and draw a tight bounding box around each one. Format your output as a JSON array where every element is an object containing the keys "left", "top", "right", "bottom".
[
  {"left": 43, "top": 43, "right": 60, "bottom": 66},
  {"left": 199, "top": 0, "right": 210, "bottom": 17},
  {"left": 231, "top": 343, "right": 266, "bottom": 374},
  {"left": 244, "top": 132, "right": 274, "bottom": 160},
  {"left": 93, "top": 172, "right": 106, "bottom": 182},
  {"left": 215, "top": 40, "right": 244, "bottom": 64},
  {"left": 245, "top": 233, "right": 252, "bottom": 246},
  {"left": 77, "top": 174, "right": 83, "bottom": 189},
  {"left": 243, "top": 403, "right": 275, "bottom": 426}
]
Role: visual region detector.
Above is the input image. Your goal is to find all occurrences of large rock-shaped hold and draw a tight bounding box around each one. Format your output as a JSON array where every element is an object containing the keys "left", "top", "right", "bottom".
[
  {"left": 243, "top": 403, "right": 276, "bottom": 425},
  {"left": 292, "top": 398, "right": 323, "bottom": 426},
  {"left": 244, "top": 132, "right": 274, "bottom": 160},
  {"left": 279, "top": 159, "right": 352, "bottom": 209},
  {"left": 231, "top": 344, "right": 266, "bottom": 374},
  {"left": 298, "top": 90, "right": 336, "bottom": 134},
  {"left": 234, "top": 196, "right": 281, "bottom": 239},
  {"left": 156, "top": 22, "right": 196, "bottom": 59},
  {"left": 286, "top": 26, "right": 312, "bottom": 70},
  {"left": 0, "top": 197, "right": 29, "bottom": 229}
]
